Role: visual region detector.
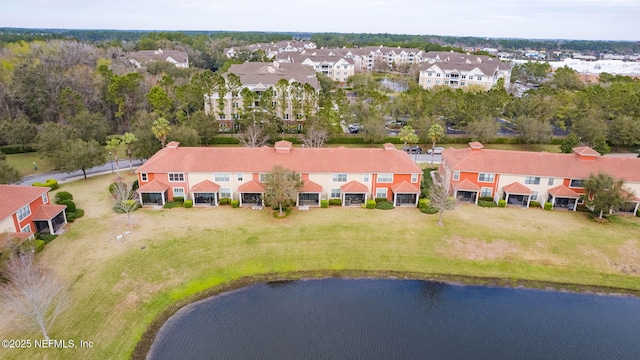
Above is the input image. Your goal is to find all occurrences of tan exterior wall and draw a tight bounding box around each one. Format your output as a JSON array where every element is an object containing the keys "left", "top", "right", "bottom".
[{"left": 0, "top": 216, "right": 16, "bottom": 233}]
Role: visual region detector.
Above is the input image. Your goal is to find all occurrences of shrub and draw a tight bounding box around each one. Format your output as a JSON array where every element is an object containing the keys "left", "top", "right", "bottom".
[
  {"left": 478, "top": 200, "right": 497, "bottom": 208},
  {"left": 173, "top": 196, "right": 184, "bottom": 203},
  {"left": 33, "top": 179, "right": 59, "bottom": 190},
  {"left": 59, "top": 199, "right": 77, "bottom": 213},
  {"left": 211, "top": 136, "right": 240, "bottom": 145},
  {"left": 544, "top": 202, "right": 553, "bottom": 211},
  {"left": 0, "top": 144, "right": 37, "bottom": 154},
  {"left": 375, "top": 200, "right": 395, "bottom": 210},
  {"left": 418, "top": 198, "right": 431, "bottom": 209},
  {"left": 636, "top": 209, "right": 640, "bottom": 217},
  {"left": 420, "top": 206, "right": 439, "bottom": 214},
  {"left": 328, "top": 199, "right": 342, "bottom": 206},
  {"left": 74, "top": 208, "right": 85, "bottom": 219},
  {"left": 320, "top": 200, "right": 329, "bottom": 208},
  {"left": 66, "top": 211, "right": 77, "bottom": 222},
  {"left": 231, "top": 200, "right": 240, "bottom": 208},
  {"left": 529, "top": 200, "right": 541, "bottom": 208},
  {"left": 498, "top": 199, "right": 506, "bottom": 208},
  {"left": 366, "top": 199, "right": 376, "bottom": 209},
  {"left": 219, "top": 197, "right": 231, "bottom": 205},
  {"left": 54, "top": 191, "right": 73, "bottom": 203},
  {"left": 374, "top": 197, "right": 388, "bottom": 203},
  {"left": 131, "top": 180, "right": 139, "bottom": 191},
  {"left": 108, "top": 182, "right": 120, "bottom": 195},
  {"left": 163, "top": 201, "right": 184, "bottom": 209},
  {"left": 478, "top": 196, "right": 494, "bottom": 202},
  {"left": 34, "top": 240, "right": 45, "bottom": 252},
  {"left": 184, "top": 199, "right": 193, "bottom": 208},
  {"left": 576, "top": 205, "right": 591, "bottom": 213},
  {"left": 39, "top": 234, "right": 58, "bottom": 244}
]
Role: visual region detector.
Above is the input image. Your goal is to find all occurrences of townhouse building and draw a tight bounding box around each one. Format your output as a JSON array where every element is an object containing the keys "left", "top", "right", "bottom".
[
  {"left": 204, "top": 61, "right": 320, "bottom": 131},
  {"left": 128, "top": 49, "right": 189, "bottom": 68},
  {"left": 0, "top": 185, "right": 68, "bottom": 244},
  {"left": 419, "top": 52, "right": 511, "bottom": 90},
  {"left": 135, "top": 141, "right": 422, "bottom": 208},
  {"left": 440, "top": 142, "right": 640, "bottom": 214}
]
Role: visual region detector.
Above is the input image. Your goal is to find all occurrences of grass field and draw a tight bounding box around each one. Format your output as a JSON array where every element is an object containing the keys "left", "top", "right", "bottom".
[
  {"left": 5, "top": 152, "right": 56, "bottom": 176},
  {"left": 1, "top": 173, "right": 639, "bottom": 359}
]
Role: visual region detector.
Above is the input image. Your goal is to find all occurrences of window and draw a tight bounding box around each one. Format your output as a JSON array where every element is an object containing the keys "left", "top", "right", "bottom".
[
  {"left": 427, "top": 72, "right": 433, "bottom": 77},
  {"left": 435, "top": 80, "right": 440, "bottom": 84},
  {"left": 461, "top": 75, "right": 467, "bottom": 79},
  {"left": 173, "top": 187, "right": 184, "bottom": 197},
  {"left": 220, "top": 188, "right": 231, "bottom": 198},
  {"left": 468, "top": 76, "right": 473, "bottom": 80},
  {"left": 427, "top": 80, "right": 432, "bottom": 84},
  {"left": 453, "top": 171, "right": 460, "bottom": 181},
  {"left": 548, "top": 178, "right": 554, "bottom": 186},
  {"left": 21, "top": 224, "right": 31, "bottom": 233},
  {"left": 461, "top": 82, "right": 466, "bottom": 86},
  {"left": 141, "top": 173, "right": 148, "bottom": 182},
  {"left": 330, "top": 189, "right": 341, "bottom": 198},
  {"left": 237, "top": 173, "right": 243, "bottom": 181},
  {"left": 332, "top": 173, "right": 347, "bottom": 182},
  {"left": 377, "top": 173, "right": 393, "bottom": 183},
  {"left": 42, "top": 193, "right": 48, "bottom": 204},
  {"left": 477, "top": 76, "right": 483, "bottom": 81},
  {"left": 531, "top": 191, "right": 538, "bottom": 202},
  {"left": 215, "top": 173, "right": 230, "bottom": 182},
  {"left": 363, "top": 174, "right": 370, "bottom": 183},
  {"left": 525, "top": 176, "right": 541, "bottom": 185},
  {"left": 445, "top": 73, "right": 450, "bottom": 78},
  {"left": 284, "top": 113, "right": 289, "bottom": 120},
  {"left": 411, "top": 174, "right": 418, "bottom": 183},
  {"left": 376, "top": 188, "right": 388, "bottom": 199},
  {"left": 219, "top": 114, "right": 225, "bottom": 120},
  {"left": 17, "top": 204, "right": 31, "bottom": 222},
  {"left": 169, "top": 173, "right": 184, "bottom": 182},
  {"left": 259, "top": 173, "right": 267, "bottom": 182},
  {"left": 436, "top": 73, "right": 441, "bottom": 77},
  {"left": 480, "top": 187, "right": 492, "bottom": 198},
  {"left": 233, "top": 102, "right": 239, "bottom": 108},
  {"left": 478, "top": 173, "right": 495, "bottom": 182},
  {"left": 570, "top": 179, "right": 584, "bottom": 188}
]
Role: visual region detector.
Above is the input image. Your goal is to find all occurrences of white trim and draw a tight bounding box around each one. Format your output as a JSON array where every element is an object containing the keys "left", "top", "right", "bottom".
[
  {"left": 377, "top": 173, "right": 393, "bottom": 183},
  {"left": 168, "top": 173, "right": 184, "bottom": 182},
  {"left": 141, "top": 173, "right": 148, "bottom": 182},
  {"left": 17, "top": 204, "right": 31, "bottom": 222},
  {"left": 42, "top": 193, "right": 48, "bottom": 204},
  {"left": 332, "top": 173, "right": 347, "bottom": 182},
  {"left": 480, "top": 187, "right": 492, "bottom": 197},
  {"left": 21, "top": 224, "right": 31, "bottom": 233},
  {"left": 376, "top": 188, "right": 388, "bottom": 199},
  {"left": 411, "top": 174, "right": 418, "bottom": 183},
  {"left": 214, "top": 173, "right": 230, "bottom": 182},
  {"left": 478, "top": 173, "right": 495, "bottom": 183},
  {"left": 173, "top": 187, "right": 185, "bottom": 198},
  {"left": 453, "top": 171, "right": 460, "bottom": 181}
]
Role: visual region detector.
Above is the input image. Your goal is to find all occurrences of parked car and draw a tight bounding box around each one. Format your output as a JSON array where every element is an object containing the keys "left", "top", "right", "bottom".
[
  {"left": 427, "top": 147, "right": 444, "bottom": 154},
  {"left": 348, "top": 123, "right": 360, "bottom": 134},
  {"left": 403, "top": 146, "right": 423, "bottom": 154}
]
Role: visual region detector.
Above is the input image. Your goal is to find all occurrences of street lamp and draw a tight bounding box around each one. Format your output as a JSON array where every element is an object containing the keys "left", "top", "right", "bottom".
[{"left": 109, "top": 152, "right": 114, "bottom": 173}]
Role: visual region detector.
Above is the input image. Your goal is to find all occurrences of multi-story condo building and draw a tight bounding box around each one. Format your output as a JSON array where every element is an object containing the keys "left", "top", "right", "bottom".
[
  {"left": 204, "top": 62, "right": 320, "bottom": 131},
  {"left": 279, "top": 49, "right": 356, "bottom": 84},
  {"left": 419, "top": 51, "right": 511, "bottom": 90},
  {"left": 224, "top": 41, "right": 317, "bottom": 59},
  {"left": 440, "top": 142, "right": 640, "bottom": 214},
  {"left": 128, "top": 49, "right": 189, "bottom": 68},
  {"left": 135, "top": 141, "right": 422, "bottom": 208},
  {"left": 343, "top": 46, "right": 425, "bottom": 72}
]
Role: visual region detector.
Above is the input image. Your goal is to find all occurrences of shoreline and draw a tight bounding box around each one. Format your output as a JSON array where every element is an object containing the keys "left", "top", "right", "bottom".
[{"left": 131, "top": 270, "right": 640, "bottom": 360}]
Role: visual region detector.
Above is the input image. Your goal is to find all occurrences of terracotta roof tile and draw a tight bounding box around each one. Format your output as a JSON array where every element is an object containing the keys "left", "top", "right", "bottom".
[
  {"left": 453, "top": 179, "right": 480, "bottom": 191},
  {"left": 137, "top": 180, "right": 169, "bottom": 193},
  {"left": 391, "top": 181, "right": 421, "bottom": 193},
  {"left": 32, "top": 205, "right": 66, "bottom": 220},
  {"left": 502, "top": 182, "right": 533, "bottom": 195},
  {"left": 0, "top": 185, "right": 48, "bottom": 221},
  {"left": 573, "top": 146, "right": 600, "bottom": 157},
  {"left": 340, "top": 180, "right": 368, "bottom": 193},
  {"left": 301, "top": 180, "right": 323, "bottom": 193},
  {"left": 237, "top": 180, "right": 265, "bottom": 193},
  {"left": 190, "top": 180, "right": 221, "bottom": 193},
  {"left": 548, "top": 185, "right": 581, "bottom": 198}
]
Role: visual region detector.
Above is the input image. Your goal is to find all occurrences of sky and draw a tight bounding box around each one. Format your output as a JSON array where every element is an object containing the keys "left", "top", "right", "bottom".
[{"left": 1, "top": 0, "right": 639, "bottom": 41}]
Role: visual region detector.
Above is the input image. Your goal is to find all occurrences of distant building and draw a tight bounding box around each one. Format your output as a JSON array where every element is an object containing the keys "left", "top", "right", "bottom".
[
  {"left": 418, "top": 51, "right": 511, "bottom": 91},
  {"left": 279, "top": 49, "right": 356, "bottom": 85},
  {"left": 128, "top": 49, "right": 189, "bottom": 68}
]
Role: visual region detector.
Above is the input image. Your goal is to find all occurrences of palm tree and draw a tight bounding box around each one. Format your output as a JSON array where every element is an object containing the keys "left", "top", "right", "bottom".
[
  {"left": 151, "top": 117, "right": 171, "bottom": 148},
  {"left": 428, "top": 124, "right": 445, "bottom": 165},
  {"left": 122, "top": 132, "right": 137, "bottom": 173}
]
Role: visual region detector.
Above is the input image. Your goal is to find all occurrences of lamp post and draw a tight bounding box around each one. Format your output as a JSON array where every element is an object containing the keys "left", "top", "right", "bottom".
[{"left": 109, "top": 152, "right": 114, "bottom": 173}]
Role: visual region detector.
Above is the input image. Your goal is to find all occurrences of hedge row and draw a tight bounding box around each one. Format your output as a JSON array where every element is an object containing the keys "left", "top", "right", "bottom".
[{"left": 1, "top": 144, "right": 37, "bottom": 154}]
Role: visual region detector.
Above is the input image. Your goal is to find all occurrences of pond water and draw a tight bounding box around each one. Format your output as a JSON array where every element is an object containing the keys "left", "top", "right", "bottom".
[{"left": 148, "top": 279, "right": 640, "bottom": 359}]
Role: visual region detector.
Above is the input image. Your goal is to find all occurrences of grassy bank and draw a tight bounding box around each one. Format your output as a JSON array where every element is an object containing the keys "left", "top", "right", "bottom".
[{"left": 1, "top": 173, "right": 639, "bottom": 359}]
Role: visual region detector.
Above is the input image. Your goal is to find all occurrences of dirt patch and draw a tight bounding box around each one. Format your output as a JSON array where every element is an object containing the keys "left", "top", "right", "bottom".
[
  {"left": 609, "top": 240, "right": 640, "bottom": 274},
  {"left": 438, "top": 236, "right": 520, "bottom": 260}
]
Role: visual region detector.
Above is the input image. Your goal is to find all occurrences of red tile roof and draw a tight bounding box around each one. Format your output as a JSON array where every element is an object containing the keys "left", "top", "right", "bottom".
[
  {"left": 573, "top": 146, "right": 600, "bottom": 157},
  {"left": 391, "top": 181, "right": 421, "bottom": 193},
  {"left": 453, "top": 179, "right": 480, "bottom": 191},
  {"left": 136, "top": 144, "right": 421, "bottom": 175},
  {"left": 340, "top": 180, "right": 368, "bottom": 193},
  {"left": 137, "top": 180, "right": 169, "bottom": 193},
  {"left": 443, "top": 146, "right": 640, "bottom": 182},
  {"left": 502, "top": 182, "right": 533, "bottom": 195},
  {"left": 301, "top": 180, "right": 323, "bottom": 193},
  {"left": 237, "top": 180, "right": 265, "bottom": 193},
  {"left": 548, "top": 185, "right": 581, "bottom": 198},
  {"left": 32, "top": 205, "right": 66, "bottom": 221},
  {"left": 190, "top": 180, "right": 221, "bottom": 193},
  {"left": 0, "top": 185, "right": 48, "bottom": 221}
]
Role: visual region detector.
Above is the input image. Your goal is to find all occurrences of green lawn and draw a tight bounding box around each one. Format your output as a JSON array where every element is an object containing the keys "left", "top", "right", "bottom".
[
  {"left": 1, "top": 174, "right": 639, "bottom": 359},
  {"left": 5, "top": 152, "right": 56, "bottom": 176}
]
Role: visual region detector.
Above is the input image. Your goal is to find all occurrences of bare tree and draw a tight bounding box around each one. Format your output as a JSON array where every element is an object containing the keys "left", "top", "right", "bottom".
[
  {"left": 429, "top": 171, "right": 455, "bottom": 226},
  {"left": 264, "top": 165, "right": 303, "bottom": 216},
  {"left": 111, "top": 181, "right": 139, "bottom": 229},
  {"left": 302, "top": 126, "right": 329, "bottom": 148},
  {"left": 237, "top": 124, "right": 269, "bottom": 148},
  {"left": 0, "top": 253, "right": 68, "bottom": 340}
]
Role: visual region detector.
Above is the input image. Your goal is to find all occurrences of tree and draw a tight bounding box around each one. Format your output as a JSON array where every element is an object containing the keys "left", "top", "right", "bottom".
[
  {"left": 302, "top": 125, "right": 329, "bottom": 148},
  {"left": 36, "top": 122, "right": 78, "bottom": 155},
  {"left": 551, "top": 66, "right": 583, "bottom": 91},
  {"left": 398, "top": 125, "right": 418, "bottom": 147},
  {"left": 151, "top": 117, "right": 171, "bottom": 148},
  {"left": 147, "top": 86, "right": 173, "bottom": 116},
  {"left": 514, "top": 116, "right": 553, "bottom": 145},
  {"left": 466, "top": 116, "right": 500, "bottom": 144},
  {"left": 0, "top": 253, "right": 68, "bottom": 340},
  {"left": 264, "top": 165, "right": 303, "bottom": 216},
  {"left": 111, "top": 180, "right": 138, "bottom": 229},
  {"left": 427, "top": 124, "right": 445, "bottom": 165},
  {"left": 67, "top": 110, "right": 110, "bottom": 143},
  {"left": 53, "top": 139, "right": 105, "bottom": 179},
  {"left": 1, "top": 114, "right": 37, "bottom": 154},
  {"left": 560, "top": 132, "right": 581, "bottom": 153},
  {"left": 188, "top": 110, "right": 217, "bottom": 145},
  {"left": 608, "top": 115, "right": 640, "bottom": 148},
  {"left": 237, "top": 124, "right": 269, "bottom": 148},
  {"left": 131, "top": 111, "right": 162, "bottom": 160},
  {"left": 429, "top": 171, "right": 455, "bottom": 226},
  {"left": 584, "top": 172, "right": 634, "bottom": 219},
  {"left": 0, "top": 153, "right": 20, "bottom": 184},
  {"left": 167, "top": 126, "right": 200, "bottom": 147},
  {"left": 121, "top": 132, "right": 137, "bottom": 174},
  {"left": 106, "top": 136, "right": 123, "bottom": 178}
]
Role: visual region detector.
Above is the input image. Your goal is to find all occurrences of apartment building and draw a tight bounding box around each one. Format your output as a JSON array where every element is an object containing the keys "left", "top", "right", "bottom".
[
  {"left": 418, "top": 51, "right": 511, "bottom": 90},
  {"left": 279, "top": 49, "right": 356, "bottom": 84},
  {"left": 128, "top": 49, "right": 189, "bottom": 68}
]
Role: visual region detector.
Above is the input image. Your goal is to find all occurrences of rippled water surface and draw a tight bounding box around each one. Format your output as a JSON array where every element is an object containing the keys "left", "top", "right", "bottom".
[{"left": 148, "top": 279, "right": 640, "bottom": 359}]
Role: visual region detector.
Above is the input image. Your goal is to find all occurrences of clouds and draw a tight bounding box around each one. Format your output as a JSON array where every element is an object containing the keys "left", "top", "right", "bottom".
[{"left": 0, "top": 0, "right": 637, "bottom": 41}]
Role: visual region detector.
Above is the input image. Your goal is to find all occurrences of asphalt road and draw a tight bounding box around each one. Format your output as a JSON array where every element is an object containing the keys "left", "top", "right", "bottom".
[{"left": 17, "top": 159, "right": 144, "bottom": 186}]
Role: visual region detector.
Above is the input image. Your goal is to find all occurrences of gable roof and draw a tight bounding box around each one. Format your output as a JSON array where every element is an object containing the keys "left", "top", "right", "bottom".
[
  {"left": 0, "top": 185, "right": 48, "bottom": 221},
  {"left": 32, "top": 205, "right": 67, "bottom": 221},
  {"left": 227, "top": 62, "right": 319, "bottom": 90},
  {"left": 453, "top": 178, "right": 481, "bottom": 191},
  {"left": 190, "top": 180, "right": 221, "bottom": 193},
  {"left": 502, "top": 182, "right": 533, "bottom": 195},
  {"left": 129, "top": 49, "right": 188, "bottom": 64},
  {"left": 301, "top": 180, "right": 323, "bottom": 193},
  {"left": 237, "top": 180, "right": 265, "bottom": 193},
  {"left": 443, "top": 146, "right": 640, "bottom": 182},
  {"left": 548, "top": 185, "right": 581, "bottom": 198},
  {"left": 391, "top": 181, "right": 421, "bottom": 193},
  {"left": 340, "top": 180, "right": 368, "bottom": 193},
  {"left": 137, "top": 180, "right": 169, "bottom": 193},
  {"left": 136, "top": 143, "right": 421, "bottom": 176}
]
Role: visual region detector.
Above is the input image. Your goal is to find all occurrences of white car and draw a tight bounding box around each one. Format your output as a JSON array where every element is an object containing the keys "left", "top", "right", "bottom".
[{"left": 427, "top": 147, "right": 444, "bottom": 155}]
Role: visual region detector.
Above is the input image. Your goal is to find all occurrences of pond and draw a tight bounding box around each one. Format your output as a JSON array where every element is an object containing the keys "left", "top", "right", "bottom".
[{"left": 148, "top": 279, "right": 640, "bottom": 359}]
